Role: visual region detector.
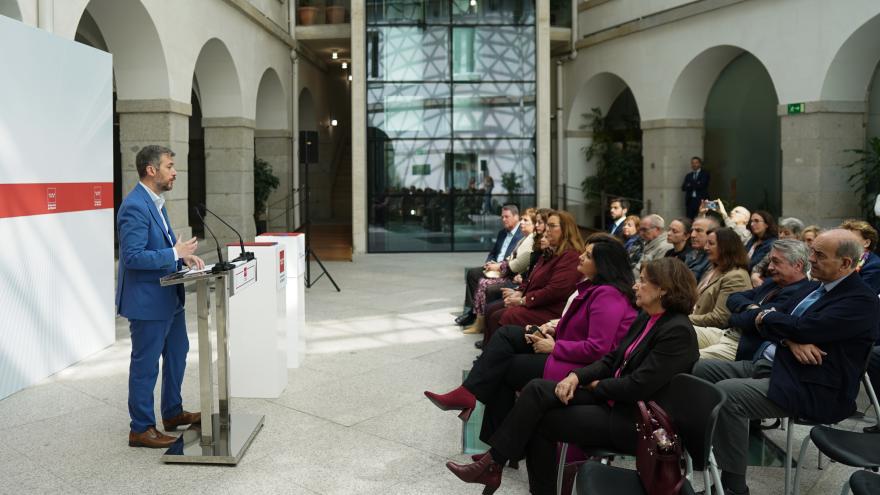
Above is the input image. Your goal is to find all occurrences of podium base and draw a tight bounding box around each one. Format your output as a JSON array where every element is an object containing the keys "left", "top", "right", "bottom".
[{"left": 160, "top": 413, "right": 264, "bottom": 465}]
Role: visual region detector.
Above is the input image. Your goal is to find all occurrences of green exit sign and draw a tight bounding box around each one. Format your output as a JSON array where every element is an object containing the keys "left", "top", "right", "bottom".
[{"left": 787, "top": 103, "right": 806, "bottom": 115}]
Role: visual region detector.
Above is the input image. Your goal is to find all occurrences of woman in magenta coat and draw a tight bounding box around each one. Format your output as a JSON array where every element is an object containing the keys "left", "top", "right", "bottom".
[
  {"left": 424, "top": 233, "right": 637, "bottom": 446},
  {"left": 483, "top": 211, "right": 584, "bottom": 344}
]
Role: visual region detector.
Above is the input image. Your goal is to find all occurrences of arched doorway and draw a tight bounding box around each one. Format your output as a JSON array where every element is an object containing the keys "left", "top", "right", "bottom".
[
  {"left": 254, "top": 68, "right": 288, "bottom": 234},
  {"left": 704, "top": 53, "right": 780, "bottom": 213}
]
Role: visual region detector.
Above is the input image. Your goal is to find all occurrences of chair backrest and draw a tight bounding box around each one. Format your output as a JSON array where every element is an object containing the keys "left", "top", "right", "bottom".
[{"left": 656, "top": 373, "right": 727, "bottom": 471}]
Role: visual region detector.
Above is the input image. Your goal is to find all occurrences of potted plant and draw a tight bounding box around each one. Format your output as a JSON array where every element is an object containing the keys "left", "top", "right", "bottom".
[
  {"left": 326, "top": 0, "right": 346, "bottom": 24},
  {"left": 297, "top": 0, "right": 320, "bottom": 26},
  {"left": 254, "top": 157, "right": 280, "bottom": 234}
]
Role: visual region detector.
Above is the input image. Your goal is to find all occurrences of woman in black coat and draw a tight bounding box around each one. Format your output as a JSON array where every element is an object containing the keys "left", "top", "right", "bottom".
[{"left": 445, "top": 257, "right": 701, "bottom": 495}]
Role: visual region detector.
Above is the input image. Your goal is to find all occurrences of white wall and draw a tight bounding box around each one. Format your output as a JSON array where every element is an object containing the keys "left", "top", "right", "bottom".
[{"left": 0, "top": 16, "right": 114, "bottom": 399}]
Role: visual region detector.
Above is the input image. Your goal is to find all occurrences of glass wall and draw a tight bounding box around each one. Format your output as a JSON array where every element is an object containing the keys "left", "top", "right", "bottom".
[{"left": 366, "top": 0, "right": 537, "bottom": 252}]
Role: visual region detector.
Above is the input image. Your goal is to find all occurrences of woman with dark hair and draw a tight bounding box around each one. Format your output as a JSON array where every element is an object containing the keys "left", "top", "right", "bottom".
[
  {"left": 664, "top": 217, "right": 693, "bottom": 262},
  {"left": 483, "top": 211, "right": 584, "bottom": 343},
  {"left": 744, "top": 210, "right": 778, "bottom": 271},
  {"left": 424, "top": 234, "right": 637, "bottom": 436},
  {"left": 444, "top": 258, "right": 700, "bottom": 494},
  {"left": 691, "top": 227, "right": 752, "bottom": 360}
]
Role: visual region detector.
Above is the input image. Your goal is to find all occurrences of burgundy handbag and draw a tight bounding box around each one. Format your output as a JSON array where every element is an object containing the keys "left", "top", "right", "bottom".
[{"left": 635, "top": 400, "right": 686, "bottom": 495}]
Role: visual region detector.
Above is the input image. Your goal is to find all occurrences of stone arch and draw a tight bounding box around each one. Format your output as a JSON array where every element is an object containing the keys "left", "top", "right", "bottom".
[
  {"left": 566, "top": 72, "right": 639, "bottom": 131},
  {"left": 255, "top": 68, "right": 287, "bottom": 130},
  {"left": 74, "top": 0, "right": 170, "bottom": 100},
  {"left": 192, "top": 38, "right": 243, "bottom": 118},
  {"left": 0, "top": 0, "right": 22, "bottom": 20},
  {"left": 820, "top": 13, "right": 880, "bottom": 102},
  {"left": 666, "top": 45, "right": 759, "bottom": 119},
  {"left": 298, "top": 87, "right": 318, "bottom": 133}
]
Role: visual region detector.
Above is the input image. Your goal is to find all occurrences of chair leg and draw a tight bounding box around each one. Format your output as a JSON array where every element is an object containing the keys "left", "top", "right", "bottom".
[
  {"left": 791, "top": 434, "right": 813, "bottom": 495},
  {"left": 703, "top": 466, "right": 712, "bottom": 495},
  {"left": 784, "top": 419, "right": 793, "bottom": 495},
  {"left": 864, "top": 374, "right": 880, "bottom": 426},
  {"left": 709, "top": 450, "right": 725, "bottom": 495},
  {"left": 556, "top": 443, "right": 569, "bottom": 495}
]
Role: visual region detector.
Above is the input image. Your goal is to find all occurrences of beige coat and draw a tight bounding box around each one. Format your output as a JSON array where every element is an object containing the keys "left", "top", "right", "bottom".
[
  {"left": 507, "top": 233, "right": 535, "bottom": 274},
  {"left": 690, "top": 267, "right": 751, "bottom": 328}
]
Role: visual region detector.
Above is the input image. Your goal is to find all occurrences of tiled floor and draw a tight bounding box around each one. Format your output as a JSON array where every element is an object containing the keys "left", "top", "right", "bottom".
[{"left": 0, "top": 253, "right": 874, "bottom": 494}]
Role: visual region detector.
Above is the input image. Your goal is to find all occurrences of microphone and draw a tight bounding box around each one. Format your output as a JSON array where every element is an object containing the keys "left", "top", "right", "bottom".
[
  {"left": 198, "top": 203, "right": 255, "bottom": 262},
  {"left": 193, "top": 206, "right": 236, "bottom": 273}
]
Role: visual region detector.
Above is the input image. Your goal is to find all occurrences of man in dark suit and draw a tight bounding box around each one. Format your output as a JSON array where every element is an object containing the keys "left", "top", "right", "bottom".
[
  {"left": 694, "top": 229, "right": 879, "bottom": 495},
  {"left": 729, "top": 239, "right": 817, "bottom": 361},
  {"left": 608, "top": 198, "right": 628, "bottom": 236},
  {"left": 117, "top": 145, "right": 205, "bottom": 448},
  {"left": 681, "top": 156, "right": 710, "bottom": 219},
  {"left": 455, "top": 205, "right": 522, "bottom": 326}
]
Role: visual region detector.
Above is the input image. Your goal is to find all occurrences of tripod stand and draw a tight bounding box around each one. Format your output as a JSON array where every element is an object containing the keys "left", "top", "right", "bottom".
[{"left": 300, "top": 135, "right": 340, "bottom": 292}]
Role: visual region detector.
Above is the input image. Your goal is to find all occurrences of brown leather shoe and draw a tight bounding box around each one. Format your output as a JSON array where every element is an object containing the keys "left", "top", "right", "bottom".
[
  {"left": 162, "top": 411, "right": 201, "bottom": 431},
  {"left": 129, "top": 427, "right": 176, "bottom": 448}
]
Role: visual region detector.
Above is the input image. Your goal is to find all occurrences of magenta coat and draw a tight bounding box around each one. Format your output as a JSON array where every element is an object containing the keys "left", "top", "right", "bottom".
[{"left": 542, "top": 280, "right": 638, "bottom": 382}]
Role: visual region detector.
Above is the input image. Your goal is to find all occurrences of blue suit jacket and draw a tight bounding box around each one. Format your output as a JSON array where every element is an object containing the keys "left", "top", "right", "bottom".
[
  {"left": 116, "top": 184, "right": 184, "bottom": 321},
  {"left": 486, "top": 227, "right": 524, "bottom": 263},
  {"left": 760, "top": 272, "right": 879, "bottom": 423},
  {"left": 859, "top": 251, "right": 880, "bottom": 294},
  {"left": 728, "top": 278, "right": 818, "bottom": 361},
  {"left": 745, "top": 236, "right": 777, "bottom": 272}
]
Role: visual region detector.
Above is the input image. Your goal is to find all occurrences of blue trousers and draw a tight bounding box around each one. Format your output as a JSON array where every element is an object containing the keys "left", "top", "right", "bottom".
[{"left": 128, "top": 308, "right": 189, "bottom": 433}]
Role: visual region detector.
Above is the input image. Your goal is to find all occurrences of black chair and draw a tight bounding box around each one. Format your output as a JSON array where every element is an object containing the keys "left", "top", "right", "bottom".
[
  {"left": 573, "top": 374, "right": 728, "bottom": 495},
  {"left": 849, "top": 470, "right": 880, "bottom": 495},
  {"left": 791, "top": 425, "right": 880, "bottom": 495}
]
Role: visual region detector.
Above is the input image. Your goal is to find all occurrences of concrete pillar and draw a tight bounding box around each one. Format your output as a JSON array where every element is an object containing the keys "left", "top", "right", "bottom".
[
  {"left": 779, "top": 101, "right": 865, "bottom": 226},
  {"left": 562, "top": 129, "right": 595, "bottom": 224},
  {"left": 351, "top": 0, "right": 367, "bottom": 254},
  {"left": 203, "top": 117, "right": 256, "bottom": 246},
  {"left": 536, "top": 0, "right": 551, "bottom": 207},
  {"left": 116, "top": 98, "right": 193, "bottom": 240},
  {"left": 641, "top": 119, "right": 704, "bottom": 219},
  {"left": 255, "top": 129, "right": 293, "bottom": 232}
]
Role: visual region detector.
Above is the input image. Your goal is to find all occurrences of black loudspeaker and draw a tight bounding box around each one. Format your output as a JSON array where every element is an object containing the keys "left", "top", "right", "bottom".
[{"left": 299, "top": 130, "right": 319, "bottom": 164}]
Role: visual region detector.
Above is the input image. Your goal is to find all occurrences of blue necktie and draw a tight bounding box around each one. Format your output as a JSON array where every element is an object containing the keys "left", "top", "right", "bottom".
[{"left": 790, "top": 286, "right": 826, "bottom": 317}]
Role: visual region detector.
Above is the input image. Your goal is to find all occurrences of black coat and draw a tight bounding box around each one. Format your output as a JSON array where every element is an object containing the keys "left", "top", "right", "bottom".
[
  {"left": 761, "top": 272, "right": 879, "bottom": 423},
  {"left": 574, "top": 312, "right": 699, "bottom": 404}
]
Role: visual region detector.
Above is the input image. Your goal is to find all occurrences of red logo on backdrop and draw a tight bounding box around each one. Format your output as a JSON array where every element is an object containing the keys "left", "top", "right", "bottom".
[
  {"left": 244, "top": 266, "right": 248, "bottom": 278},
  {"left": 46, "top": 187, "right": 57, "bottom": 210},
  {"left": 93, "top": 186, "right": 102, "bottom": 207},
  {"left": 279, "top": 250, "right": 285, "bottom": 273}
]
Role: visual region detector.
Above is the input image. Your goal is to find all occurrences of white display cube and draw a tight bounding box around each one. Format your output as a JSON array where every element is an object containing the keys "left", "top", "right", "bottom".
[
  {"left": 226, "top": 243, "right": 287, "bottom": 398},
  {"left": 257, "top": 233, "right": 306, "bottom": 368}
]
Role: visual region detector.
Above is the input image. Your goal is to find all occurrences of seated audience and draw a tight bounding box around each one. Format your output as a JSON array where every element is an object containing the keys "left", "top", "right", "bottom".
[
  {"left": 686, "top": 214, "right": 720, "bottom": 281},
  {"left": 664, "top": 217, "right": 692, "bottom": 262},
  {"left": 729, "top": 239, "right": 817, "bottom": 361},
  {"left": 622, "top": 214, "right": 643, "bottom": 266},
  {"left": 694, "top": 229, "right": 879, "bottom": 495},
  {"left": 464, "top": 209, "right": 537, "bottom": 334},
  {"left": 728, "top": 205, "right": 752, "bottom": 243},
  {"left": 632, "top": 214, "right": 672, "bottom": 278},
  {"left": 745, "top": 210, "right": 778, "bottom": 272},
  {"left": 444, "top": 258, "right": 699, "bottom": 495},
  {"left": 483, "top": 211, "right": 583, "bottom": 342},
  {"left": 750, "top": 217, "right": 805, "bottom": 287},
  {"left": 691, "top": 227, "right": 751, "bottom": 358},
  {"left": 839, "top": 218, "right": 880, "bottom": 294},
  {"left": 456, "top": 205, "right": 523, "bottom": 327},
  {"left": 801, "top": 225, "right": 821, "bottom": 248},
  {"left": 424, "top": 234, "right": 637, "bottom": 445}
]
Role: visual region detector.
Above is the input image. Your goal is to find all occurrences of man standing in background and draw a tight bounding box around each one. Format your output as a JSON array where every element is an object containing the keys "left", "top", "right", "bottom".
[{"left": 682, "top": 156, "right": 710, "bottom": 219}]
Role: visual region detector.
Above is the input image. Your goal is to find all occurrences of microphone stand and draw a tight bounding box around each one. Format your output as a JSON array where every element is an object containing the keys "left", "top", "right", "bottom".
[
  {"left": 199, "top": 203, "right": 255, "bottom": 262},
  {"left": 193, "top": 207, "right": 236, "bottom": 273}
]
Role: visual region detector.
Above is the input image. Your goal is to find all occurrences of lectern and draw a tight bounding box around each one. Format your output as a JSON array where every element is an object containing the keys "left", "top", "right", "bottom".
[{"left": 158, "top": 259, "right": 262, "bottom": 465}]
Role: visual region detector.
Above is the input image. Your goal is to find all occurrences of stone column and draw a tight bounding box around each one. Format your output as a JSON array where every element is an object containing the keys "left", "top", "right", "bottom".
[
  {"left": 779, "top": 101, "right": 865, "bottom": 226},
  {"left": 536, "top": 0, "right": 552, "bottom": 207},
  {"left": 351, "top": 0, "right": 367, "bottom": 254},
  {"left": 640, "top": 119, "right": 704, "bottom": 219},
  {"left": 255, "top": 129, "right": 293, "bottom": 232},
  {"left": 117, "top": 99, "right": 193, "bottom": 240},
  {"left": 203, "top": 117, "right": 256, "bottom": 246}
]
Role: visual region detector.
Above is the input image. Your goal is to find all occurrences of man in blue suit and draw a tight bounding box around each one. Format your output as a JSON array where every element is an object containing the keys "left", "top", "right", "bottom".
[
  {"left": 117, "top": 145, "right": 205, "bottom": 448},
  {"left": 694, "top": 229, "right": 879, "bottom": 495},
  {"left": 681, "top": 156, "right": 710, "bottom": 219},
  {"left": 455, "top": 205, "right": 523, "bottom": 326}
]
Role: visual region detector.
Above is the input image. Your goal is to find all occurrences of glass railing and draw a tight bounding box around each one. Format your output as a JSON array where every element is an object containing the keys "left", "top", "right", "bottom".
[
  {"left": 295, "top": 0, "right": 350, "bottom": 26},
  {"left": 550, "top": 0, "right": 572, "bottom": 28}
]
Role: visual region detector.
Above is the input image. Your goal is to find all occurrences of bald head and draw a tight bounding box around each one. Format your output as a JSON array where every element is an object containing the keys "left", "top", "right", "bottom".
[
  {"left": 808, "top": 229, "right": 863, "bottom": 283},
  {"left": 639, "top": 214, "right": 665, "bottom": 241}
]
